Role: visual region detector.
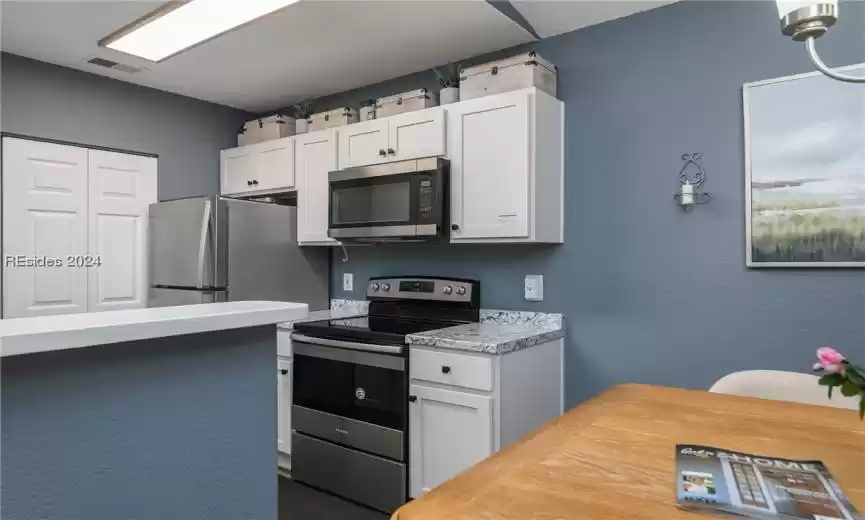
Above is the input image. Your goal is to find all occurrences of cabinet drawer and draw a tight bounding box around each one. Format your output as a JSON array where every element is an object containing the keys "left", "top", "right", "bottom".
[{"left": 410, "top": 349, "right": 492, "bottom": 392}]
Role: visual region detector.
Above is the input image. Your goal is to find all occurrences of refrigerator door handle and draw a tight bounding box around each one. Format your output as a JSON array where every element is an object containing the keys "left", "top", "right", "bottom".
[{"left": 196, "top": 199, "right": 212, "bottom": 288}]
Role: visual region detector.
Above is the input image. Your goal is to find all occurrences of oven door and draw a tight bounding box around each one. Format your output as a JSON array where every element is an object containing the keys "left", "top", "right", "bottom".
[
  {"left": 291, "top": 334, "right": 407, "bottom": 459},
  {"left": 327, "top": 157, "right": 447, "bottom": 240}
]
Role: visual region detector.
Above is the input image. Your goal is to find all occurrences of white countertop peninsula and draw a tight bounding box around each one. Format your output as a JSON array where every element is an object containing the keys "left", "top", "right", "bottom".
[
  {"left": 2, "top": 301, "right": 303, "bottom": 519},
  {"left": 0, "top": 301, "right": 309, "bottom": 357}
]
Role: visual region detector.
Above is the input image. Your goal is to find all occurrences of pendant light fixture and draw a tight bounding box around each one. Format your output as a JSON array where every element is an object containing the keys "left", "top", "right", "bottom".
[{"left": 776, "top": 0, "right": 864, "bottom": 83}]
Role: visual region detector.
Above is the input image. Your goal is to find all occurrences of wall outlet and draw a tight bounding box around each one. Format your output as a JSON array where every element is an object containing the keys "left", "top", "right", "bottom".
[
  {"left": 525, "top": 275, "right": 544, "bottom": 302},
  {"left": 343, "top": 273, "right": 354, "bottom": 292}
]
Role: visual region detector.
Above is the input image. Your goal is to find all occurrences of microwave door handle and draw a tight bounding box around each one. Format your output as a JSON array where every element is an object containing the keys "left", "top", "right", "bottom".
[{"left": 196, "top": 199, "right": 212, "bottom": 288}]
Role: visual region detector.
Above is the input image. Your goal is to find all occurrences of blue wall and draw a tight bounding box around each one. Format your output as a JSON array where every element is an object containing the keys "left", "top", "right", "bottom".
[
  {"left": 319, "top": 1, "right": 865, "bottom": 407},
  {"left": 1, "top": 53, "right": 251, "bottom": 200},
  {"left": 1, "top": 328, "right": 277, "bottom": 520}
]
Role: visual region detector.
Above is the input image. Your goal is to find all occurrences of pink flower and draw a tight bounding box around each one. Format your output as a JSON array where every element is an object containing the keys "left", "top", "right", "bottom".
[
  {"left": 815, "top": 347, "right": 846, "bottom": 374},
  {"left": 818, "top": 347, "right": 845, "bottom": 365}
]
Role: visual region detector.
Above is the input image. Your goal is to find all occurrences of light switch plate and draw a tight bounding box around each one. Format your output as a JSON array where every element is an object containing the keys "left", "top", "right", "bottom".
[
  {"left": 343, "top": 273, "right": 354, "bottom": 292},
  {"left": 525, "top": 275, "right": 544, "bottom": 301}
]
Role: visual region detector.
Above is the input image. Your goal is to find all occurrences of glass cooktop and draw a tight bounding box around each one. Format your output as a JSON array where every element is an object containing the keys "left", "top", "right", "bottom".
[{"left": 293, "top": 315, "right": 463, "bottom": 346}]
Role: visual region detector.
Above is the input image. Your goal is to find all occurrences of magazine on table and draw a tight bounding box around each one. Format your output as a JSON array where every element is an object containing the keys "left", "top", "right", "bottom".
[{"left": 675, "top": 444, "right": 861, "bottom": 520}]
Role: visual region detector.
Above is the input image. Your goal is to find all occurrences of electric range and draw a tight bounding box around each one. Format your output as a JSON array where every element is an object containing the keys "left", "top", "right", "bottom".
[{"left": 289, "top": 276, "right": 480, "bottom": 513}]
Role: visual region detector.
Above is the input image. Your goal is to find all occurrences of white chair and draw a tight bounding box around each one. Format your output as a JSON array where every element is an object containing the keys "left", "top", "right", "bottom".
[{"left": 709, "top": 370, "right": 859, "bottom": 410}]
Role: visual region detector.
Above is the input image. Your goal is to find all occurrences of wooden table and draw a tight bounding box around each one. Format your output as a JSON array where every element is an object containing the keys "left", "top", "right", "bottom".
[{"left": 392, "top": 384, "right": 864, "bottom": 519}]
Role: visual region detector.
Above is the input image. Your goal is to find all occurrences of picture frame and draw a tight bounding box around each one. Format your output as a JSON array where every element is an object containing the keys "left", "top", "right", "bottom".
[{"left": 743, "top": 64, "right": 865, "bottom": 267}]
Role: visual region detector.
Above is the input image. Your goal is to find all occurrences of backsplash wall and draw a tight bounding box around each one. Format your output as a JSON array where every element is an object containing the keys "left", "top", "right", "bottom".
[{"left": 324, "top": 1, "right": 865, "bottom": 407}]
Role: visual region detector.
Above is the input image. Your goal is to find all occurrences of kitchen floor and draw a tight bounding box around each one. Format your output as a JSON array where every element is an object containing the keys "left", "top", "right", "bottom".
[{"left": 278, "top": 475, "right": 390, "bottom": 520}]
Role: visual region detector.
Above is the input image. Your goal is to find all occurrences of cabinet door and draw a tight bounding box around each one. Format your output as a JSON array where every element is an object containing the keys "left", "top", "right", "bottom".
[
  {"left": 295, "top": 130, "right": 337, "bottom": 245},
  {"left": 447, "top": 90, "right": 531, "bottom": 240},
  {"left": 277, "top": 358, "right": 293, "bottom": 454},
  {"left": 87, "top": 150, "right": 158, "bottom": 312},
  {"left": 221, "top": 146, "right": 255, "bottom": 195},
  {"left": 409, "top": 384, "right": 493, "bottom": 498},
  {"left": 336, "top": 119, "right": 389, "bottom": 169},
  {"left": 2, "top": 138, "right": 89, "bottom": 318},
  {"left": 387, "top": 107, "right": 445, "bottom": 161},
  {"left": 255, "top": 137, "right": 295, "bottom": 191}
]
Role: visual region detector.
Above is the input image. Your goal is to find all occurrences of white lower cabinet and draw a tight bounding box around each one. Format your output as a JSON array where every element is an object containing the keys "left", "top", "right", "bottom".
[
  {"left": 277, "top": 357, "right": 293, "bottom": 457},
  {"left": 277, "top": 330, "right": 293, "bottom": 470},
  {"left": 409, "top": 385, "right": 492, "bottom": 498},
  {"left": 408, "top": 339, "right": 564, "bottom": 498}
]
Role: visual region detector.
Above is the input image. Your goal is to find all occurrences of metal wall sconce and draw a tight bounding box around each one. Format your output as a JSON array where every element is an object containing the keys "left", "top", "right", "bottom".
[{"left": 674, "top": 153, "right": 711, "bottom": 210}]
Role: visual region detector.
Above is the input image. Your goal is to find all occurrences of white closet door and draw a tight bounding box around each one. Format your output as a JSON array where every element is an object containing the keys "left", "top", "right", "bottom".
[
  {"left": 2, "top": 137, "right": 89, "bottom": 318},
  {"left": 87, "top": 150, "right": 157, "bottom": 312}
]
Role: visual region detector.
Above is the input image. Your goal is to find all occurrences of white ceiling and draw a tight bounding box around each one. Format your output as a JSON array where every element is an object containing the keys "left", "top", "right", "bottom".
[
  {"left": 0, "top": 0, "right": 535, "bottom": 112},
  {"left": 1, "top": 1, "right": 677, "bottom": 113},
  {"left": 512, "top": 0, "right": 679, "bottom": 39}
]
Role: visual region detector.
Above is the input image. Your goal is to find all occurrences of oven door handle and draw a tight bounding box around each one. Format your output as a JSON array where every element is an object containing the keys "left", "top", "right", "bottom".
[{"left": 289, "top": 333, "right": 405, "bottom": 355}]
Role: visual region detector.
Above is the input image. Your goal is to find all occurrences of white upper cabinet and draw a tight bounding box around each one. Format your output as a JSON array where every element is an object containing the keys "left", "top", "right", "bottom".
[
  {"left": 2, "top": 138, "right": 90, "bottom": 318},
  {"left": 295, "top": 129, "right": 338, "bottom": 246},
  {"left": 446, "top": 88, "right": 563, "bottom": 243},
  {"left": 219, "top": 90, "right": 564, "bottom": 246},
  {"left": 221, "top": 136, "right": 295, "bottom": 196},
  {"left": 337, "top": 107, "right": 446, "bottom": 169},
  {"left": 221, "top": 146, "right": 255, "bottom": 194},
  {"left": 337, "top": 119, "right": 390, "bottom": 169},
  {"left": 2, "top": 137, "right": 157, "bottom": 318},
  {"left": 87, "top": 150, "right": 157, "bottom": 312},
  {"left": 388, "top": 107, "right": 446, "bottom": 162},
  {"left": 255, "top": 138, "right": 295, "bottom": 191}
]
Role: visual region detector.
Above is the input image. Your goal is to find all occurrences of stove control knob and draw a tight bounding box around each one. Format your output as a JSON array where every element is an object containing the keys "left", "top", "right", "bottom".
[
  {"left": 371, "top": 283, "right": 380, "bottom": 291},
  {"left": 381, "top": 283, "right": 391, "bottom": 292},
  {"left": 442, "top": 285, "right": 453, "bottom": 295},
  {"left": 456, "top": 286, "right": 466, "bottom": 295}
]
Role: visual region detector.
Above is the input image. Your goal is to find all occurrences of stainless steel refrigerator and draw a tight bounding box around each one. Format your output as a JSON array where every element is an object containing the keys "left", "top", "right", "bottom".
[{"left": 147, "top": 196, "right": 328, "bottom": 310}]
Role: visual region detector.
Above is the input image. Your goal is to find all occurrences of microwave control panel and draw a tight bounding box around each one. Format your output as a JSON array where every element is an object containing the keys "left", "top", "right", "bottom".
[{"left": 418, "top": 179, "right": 433, "bottom": 220}]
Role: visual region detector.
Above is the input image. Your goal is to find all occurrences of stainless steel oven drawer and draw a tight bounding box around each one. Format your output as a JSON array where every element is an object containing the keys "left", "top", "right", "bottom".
[
  {"left": 293, "top": 405, "right": 404, "bottom": 461},
  {"left": 292, "top": 432, "right": 407, "bottom": 513}
]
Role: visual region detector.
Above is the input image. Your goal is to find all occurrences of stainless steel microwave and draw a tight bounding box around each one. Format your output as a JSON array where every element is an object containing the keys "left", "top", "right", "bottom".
[{"left": 327, "top": 157, "right": 449, "bottom": 241}]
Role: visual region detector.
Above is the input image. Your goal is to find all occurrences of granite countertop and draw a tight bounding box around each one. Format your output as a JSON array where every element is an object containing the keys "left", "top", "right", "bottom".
[
  {"left": 280, "top": 300, "right": 564, "bottom": 355},
  {"left": 406, "top": 311, "right": 565, "bottom": 355}
]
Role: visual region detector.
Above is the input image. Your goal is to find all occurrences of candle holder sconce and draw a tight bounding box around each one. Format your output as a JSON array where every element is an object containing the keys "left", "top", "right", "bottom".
[{"left": 674, "top": 153, "right": 712, "bottom": 210}]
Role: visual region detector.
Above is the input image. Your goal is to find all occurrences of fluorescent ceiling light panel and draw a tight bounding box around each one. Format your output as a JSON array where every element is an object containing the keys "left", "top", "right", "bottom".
[{"left": 102, "top": 0, "right": 301, "bottom": 62}]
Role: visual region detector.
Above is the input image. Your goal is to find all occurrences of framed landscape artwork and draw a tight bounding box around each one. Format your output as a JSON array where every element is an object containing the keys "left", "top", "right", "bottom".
[{"left": 743, "top": 64, "right": 865, "bottom": 267}]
